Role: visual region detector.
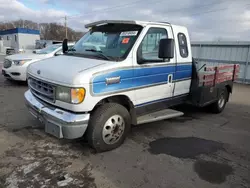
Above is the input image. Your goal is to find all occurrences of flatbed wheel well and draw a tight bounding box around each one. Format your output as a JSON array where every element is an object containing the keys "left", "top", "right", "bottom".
[
  {"left": 225, "top": 85, "right": 232, "bottom": 93},
  {"left": 93, "top": 95, "right": 137, "bottom": 124},
  {"left": 225, "top": 85, "right": 232, "bottom": 101}
]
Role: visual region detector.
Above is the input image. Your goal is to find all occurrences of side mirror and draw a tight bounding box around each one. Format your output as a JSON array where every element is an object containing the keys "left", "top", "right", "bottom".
[
  {"left": 62, "top": 38, "right": 68, "bottom": 53},
  {"left": 158, "top": 38, "right": 174, "bottom": 59}
]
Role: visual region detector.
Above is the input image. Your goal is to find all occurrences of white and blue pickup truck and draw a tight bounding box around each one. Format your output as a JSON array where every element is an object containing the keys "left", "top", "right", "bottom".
[{"left": 24, "top": 20, "right": 239, "bottom": 152}]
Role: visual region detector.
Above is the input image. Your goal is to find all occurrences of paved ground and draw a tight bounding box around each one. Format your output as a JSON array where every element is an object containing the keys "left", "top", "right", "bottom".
[
  {"left": 0, "top": 61, "right": 250, "bottom": 187},
  {"left": 0, "top": 55, "right": 5, "bottom": 63}
]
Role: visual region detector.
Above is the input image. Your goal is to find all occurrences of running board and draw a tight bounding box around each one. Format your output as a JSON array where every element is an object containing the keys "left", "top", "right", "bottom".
[{"left": 136, "top": 109, "right": 184, "bottom": 125}]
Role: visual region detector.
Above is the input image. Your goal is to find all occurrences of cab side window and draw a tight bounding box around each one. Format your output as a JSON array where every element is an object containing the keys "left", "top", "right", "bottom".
[
  {"left": 178, "top": 33, "right": 188, "bottom": 58},
  {"left": 137, "top": 28, "right": 168, "bottom": 63}
]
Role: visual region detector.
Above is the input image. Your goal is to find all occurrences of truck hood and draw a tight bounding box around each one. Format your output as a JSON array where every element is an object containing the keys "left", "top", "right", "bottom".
[
  {"left": 28, "top": 55, "right": 107, "bottom": 85},
  {"left": 6, "top": 53, "right": 49, "bottom": 61}
]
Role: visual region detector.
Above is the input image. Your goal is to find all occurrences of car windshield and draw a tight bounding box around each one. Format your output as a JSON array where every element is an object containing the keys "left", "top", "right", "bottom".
[
  {"left": 68, "top": 24, "right": 142, "bottom": 61},
  {"left": 36, "top": 44, "right": 61, "bottom": 54}
]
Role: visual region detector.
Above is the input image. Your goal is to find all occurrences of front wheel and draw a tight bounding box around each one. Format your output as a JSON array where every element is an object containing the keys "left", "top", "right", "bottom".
[
  {"left": 209, "top": 88, "right": 229, "bottom": 113},
  {"left": 86, "top": 103, "right": 131, "bottom": 152}
]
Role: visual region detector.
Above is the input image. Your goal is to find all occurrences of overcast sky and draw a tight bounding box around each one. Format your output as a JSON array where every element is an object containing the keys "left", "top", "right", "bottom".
[{"left": 0, "top": 0, "right": 250, "bottom": 41}]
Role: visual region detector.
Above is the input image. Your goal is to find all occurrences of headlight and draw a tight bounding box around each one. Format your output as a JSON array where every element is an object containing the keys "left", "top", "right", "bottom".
[
  {"left": 13, "top": 59, "right": 32, "bottom": 66},
  {"left": 56, "top": 86, "right": 85, "bottom": 104},
  {"left": 56, "top": 86, "right": 71, "bottom": 103}
]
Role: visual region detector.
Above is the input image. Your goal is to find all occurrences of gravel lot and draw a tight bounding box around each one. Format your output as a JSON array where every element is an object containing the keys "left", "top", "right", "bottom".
[{"left": 0, "top": 60, "right": 250, "bottom": 188}]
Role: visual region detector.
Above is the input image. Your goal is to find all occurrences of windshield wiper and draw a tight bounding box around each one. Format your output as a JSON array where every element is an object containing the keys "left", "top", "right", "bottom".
[{"left": 85, "top": 49, "right": 112, "bottom": 61}]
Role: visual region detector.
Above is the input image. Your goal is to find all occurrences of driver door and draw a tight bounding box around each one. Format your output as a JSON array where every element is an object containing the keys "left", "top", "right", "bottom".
[{"left": 134, "top": 26, "right": 176, "bottom": 106}]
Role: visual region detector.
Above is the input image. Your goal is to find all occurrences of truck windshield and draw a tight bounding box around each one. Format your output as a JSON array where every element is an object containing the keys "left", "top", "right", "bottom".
[
  {"left": 68, "top": 24, "right": 142, "bottom": 61},
  {"left": 36, "top": 44, "right": 60, "bottom": 54}
]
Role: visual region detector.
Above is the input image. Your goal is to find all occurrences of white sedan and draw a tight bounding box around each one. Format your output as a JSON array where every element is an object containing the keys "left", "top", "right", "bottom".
[{"left": 2, "top": 43, "right": 74, "bottom": 81}]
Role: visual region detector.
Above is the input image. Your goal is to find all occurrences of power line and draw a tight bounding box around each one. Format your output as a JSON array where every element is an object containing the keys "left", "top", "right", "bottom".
[
  {"left": 190, "top": 3, "right": 250, "bottom": 16},
  {"left": 67, "top": 0, "right": 145, "bottom": 19},
  {"left": 164, "top": 0, "right": 229, "bottom": 14},
  {"left": 190, "top": 7, "right": 229, "bottom": 16},
  {"left": 56, "top": 0, "right": 149, "bottom": 21},
  {"left": 67, "top": 0, "right": 164, "bottom": 19},
  {"left": 66, "top": 0, "right": 246, "bottom": 20}
]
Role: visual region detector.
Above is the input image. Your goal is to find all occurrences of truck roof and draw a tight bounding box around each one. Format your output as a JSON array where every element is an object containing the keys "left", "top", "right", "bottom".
[{"left": 85, "top": 20, "right": 173, "bottom": 28}]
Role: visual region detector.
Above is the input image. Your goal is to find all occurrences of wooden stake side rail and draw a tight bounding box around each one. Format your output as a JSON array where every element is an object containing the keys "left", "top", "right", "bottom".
[{"left": 199, "top": 64, "right": 240, "bottom": 86}]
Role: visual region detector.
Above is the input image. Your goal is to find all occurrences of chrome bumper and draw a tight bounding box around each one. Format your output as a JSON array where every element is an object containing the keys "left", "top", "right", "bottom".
[{"left": 24, "top": 90, "right": 90, "bottom": 139}]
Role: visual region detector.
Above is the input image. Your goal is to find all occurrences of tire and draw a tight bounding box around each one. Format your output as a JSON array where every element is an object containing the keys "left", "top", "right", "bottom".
[
  {"left": 86, "top": 103, "right": 131, "bottom": 152},
  {"left": 209, "top": 88, "right": 229, "bottom": 114}
]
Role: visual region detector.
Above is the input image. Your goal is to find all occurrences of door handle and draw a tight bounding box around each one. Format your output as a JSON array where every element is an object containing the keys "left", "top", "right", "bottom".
[
  {"left": 168, "top": 74, "right": 173, "bottom": 83},
  {"left": 105, "top": 76, "right": 121, "bottom": 85}
]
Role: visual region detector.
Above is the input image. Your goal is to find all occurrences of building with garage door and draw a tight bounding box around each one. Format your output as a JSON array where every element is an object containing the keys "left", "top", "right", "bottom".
[{"left": 0, "top": 28, "right": 40, "bottom": 54}]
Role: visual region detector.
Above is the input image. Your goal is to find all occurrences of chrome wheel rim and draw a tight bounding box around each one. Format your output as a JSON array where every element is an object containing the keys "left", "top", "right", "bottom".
[
  {"left": 218, "top": 93, "right": 225, "bottom": 109},
  {"left": 102, "top": 115, "right": 125, "bottom": 145}
]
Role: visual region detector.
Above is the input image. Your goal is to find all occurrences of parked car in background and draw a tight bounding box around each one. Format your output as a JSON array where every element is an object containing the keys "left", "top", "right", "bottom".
[
  {"left": 2, "top": 42, "right": 75, "bottom": 81},
  {"left": 35, "top": 40, "right": 64, "bottom": 50}
]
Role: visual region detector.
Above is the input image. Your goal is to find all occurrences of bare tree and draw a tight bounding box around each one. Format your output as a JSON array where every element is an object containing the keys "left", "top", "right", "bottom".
[{"left": 0, "top": 19, "right": 85, "bottom": 41}]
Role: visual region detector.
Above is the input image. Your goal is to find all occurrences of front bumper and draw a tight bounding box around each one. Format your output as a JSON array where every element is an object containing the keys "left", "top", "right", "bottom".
[
  {"left": 24, "top": 90, "right": 90, "bottom": 139},
  {"left": 2, "top": 66, "right": 27, "bottom": 81}
]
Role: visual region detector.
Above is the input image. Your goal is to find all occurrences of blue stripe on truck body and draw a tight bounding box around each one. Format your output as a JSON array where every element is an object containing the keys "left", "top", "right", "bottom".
[{"left": 92, "top": 63, "right": 192, "bottom": 95}]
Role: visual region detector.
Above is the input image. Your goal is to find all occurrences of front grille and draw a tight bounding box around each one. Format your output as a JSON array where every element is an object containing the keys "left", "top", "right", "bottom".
[
  {"left": 28, "top": 77, "right": 55, "bottom": 103},
  {"left": 3, "top": 59, "right": 12, "bottom": 68}
]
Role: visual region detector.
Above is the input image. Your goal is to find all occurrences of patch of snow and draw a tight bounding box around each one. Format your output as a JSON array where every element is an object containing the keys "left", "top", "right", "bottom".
[
  {"left": 21, "top": 161, "right": 40, "bottom": 175},
  {"left": 51, "top": 149, "right": 68, "bottom": 156},
  {"left": 33, "top": 174, "right": 40, "bottom": 181},
  {"left": 50, "top": 169, "right": 56, "bottom": 174},
  {"left": 21, "top": 156, "right": 35, "bottom": 160},
  {"left": 45, "top": 166, "right": 52, "bottom": 171},
  {"left": 57, "top": 174, "right": 73, "bottom": 187},
  {"left": 6, "top": 172, "right": 19, "bottom": 188},
  {"left": 41, "top": 142, "right": 62, "bottom": 148},
  {"left": 45, "top": 179, "right": 51, "bottom": 183}
]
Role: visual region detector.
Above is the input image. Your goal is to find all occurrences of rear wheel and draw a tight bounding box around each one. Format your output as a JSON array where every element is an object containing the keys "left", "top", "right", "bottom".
[
  {"left": 209, "top": 88, "right": 228, "bottom": 113},
  {"left": 87, "top": 103, "right": 131, "bottom": 152}
]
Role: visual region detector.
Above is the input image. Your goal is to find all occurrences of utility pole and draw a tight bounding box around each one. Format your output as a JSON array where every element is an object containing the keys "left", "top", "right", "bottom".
[
  {"left": 3, "top": 21, "right": 7, "bottom": 29},
  {"left": 64, "top": 16, "right": 68, "bottom": 39}
]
